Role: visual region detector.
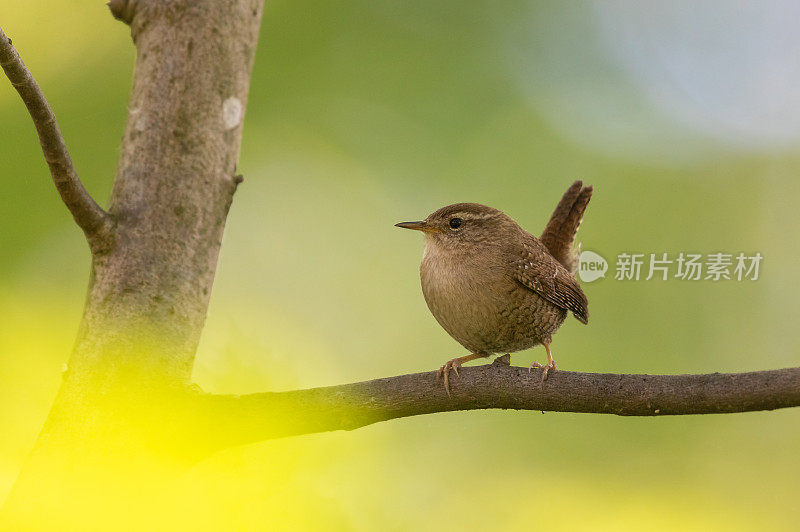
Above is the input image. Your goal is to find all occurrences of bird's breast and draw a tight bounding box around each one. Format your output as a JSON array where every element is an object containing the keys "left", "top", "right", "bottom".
[{"left": 420, "top": 242, "right": 514, "bottom": 352}]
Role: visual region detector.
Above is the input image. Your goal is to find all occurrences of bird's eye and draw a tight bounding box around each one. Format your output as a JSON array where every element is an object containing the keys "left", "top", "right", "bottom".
[{"left": 449, "top": 217, "right": 463, "bottom": 229}]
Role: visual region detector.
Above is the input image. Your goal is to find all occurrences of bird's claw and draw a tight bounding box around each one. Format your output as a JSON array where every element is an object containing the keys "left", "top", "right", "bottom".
[
  {"left": 529, "top": 360, "right": 557, "bottom": 382},
  {"left": 437, "top": 359, "right": 462, "bottom": 397}
]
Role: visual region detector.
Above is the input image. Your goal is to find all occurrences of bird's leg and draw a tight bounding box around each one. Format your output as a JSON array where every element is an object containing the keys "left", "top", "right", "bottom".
[
  {"left": 529, "top": 340, "right": 557, "bottom": 382},
  {"left": 437, "top": 353, "right": 484, "bottom": 397}
]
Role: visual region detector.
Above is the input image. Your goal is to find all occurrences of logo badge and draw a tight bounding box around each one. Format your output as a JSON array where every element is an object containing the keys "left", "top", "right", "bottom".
[{"left": 578, "top": 250, "right": 608, "bottom": 283}]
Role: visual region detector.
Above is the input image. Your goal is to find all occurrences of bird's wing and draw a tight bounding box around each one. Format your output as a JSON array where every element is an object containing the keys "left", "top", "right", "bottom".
[
  {"left": 540, "top": 181, "right": 593, "bottom": 275},
  {"left": 514, "top": 235, "right": 588, "bottom": 324}
]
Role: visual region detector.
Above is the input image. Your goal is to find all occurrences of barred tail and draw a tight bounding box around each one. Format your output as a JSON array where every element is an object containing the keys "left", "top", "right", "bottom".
[{"left": 540, "top": 180, "right": 593, "bottom": 275}]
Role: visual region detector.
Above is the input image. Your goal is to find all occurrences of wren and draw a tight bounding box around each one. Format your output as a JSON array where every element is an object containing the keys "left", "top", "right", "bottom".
[{"left": 396, "top": 181, "right": 592, "bottom": 395}]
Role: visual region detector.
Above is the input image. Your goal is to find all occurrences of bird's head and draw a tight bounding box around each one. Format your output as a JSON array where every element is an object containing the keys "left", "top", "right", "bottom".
[{"left": 395, "top": 203, "right": 519, "bottom": 251}]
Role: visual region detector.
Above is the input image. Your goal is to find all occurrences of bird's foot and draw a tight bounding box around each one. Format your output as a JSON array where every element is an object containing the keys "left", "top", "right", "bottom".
[
  {"left": 435, "top": 353, "right": 485, "bottom": 397},
  {"left": 529, "top": 360, "right": 557, "bottom": 382},
  {"left": 437, "top": 358, "right": 464, "bottom": 397}
]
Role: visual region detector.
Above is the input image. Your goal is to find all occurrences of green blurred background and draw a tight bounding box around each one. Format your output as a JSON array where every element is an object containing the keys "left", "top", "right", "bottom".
[{"left": 2, "top": 1, "right": 799, "bottom": 530}]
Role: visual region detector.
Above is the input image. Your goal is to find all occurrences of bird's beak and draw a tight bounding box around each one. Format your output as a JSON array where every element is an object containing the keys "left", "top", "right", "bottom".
[{"left": 395, "top": 220, "right": 440, "bottom": 233}]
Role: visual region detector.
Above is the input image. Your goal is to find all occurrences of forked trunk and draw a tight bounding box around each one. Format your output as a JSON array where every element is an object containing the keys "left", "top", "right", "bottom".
[{"left": 1, "top": 1, "right": 264, "bottom": 527}]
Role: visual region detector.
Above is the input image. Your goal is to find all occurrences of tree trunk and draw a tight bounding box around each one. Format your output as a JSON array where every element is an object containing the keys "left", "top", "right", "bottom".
[{"left": 1, "top": 1, "right": 263, "bottom": 528}]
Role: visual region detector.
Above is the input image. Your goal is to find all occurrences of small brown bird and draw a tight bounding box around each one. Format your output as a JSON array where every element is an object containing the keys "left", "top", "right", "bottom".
[{"left": 396, "top": 181, "right": 592, "bottom": 395}]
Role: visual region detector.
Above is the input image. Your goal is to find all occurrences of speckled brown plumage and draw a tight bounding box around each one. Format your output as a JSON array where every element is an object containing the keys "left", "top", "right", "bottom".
[
  {"left": 540, "top": 181, "right": 593, "bottom": 275},
  {"left": 397, "top": 181, "right": 592, "bottom": 394}
]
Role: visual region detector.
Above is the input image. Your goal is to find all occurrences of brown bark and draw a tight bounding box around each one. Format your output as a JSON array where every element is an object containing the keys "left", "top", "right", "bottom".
[
  {"left": 197, "top": 362, "right": 800, "bottom": 450},
  {"left": 1, "top": 0, "right": 264, "bottom": 527},
  {"left": 0, "top": 27, "right": 112, "bottom": 249}
]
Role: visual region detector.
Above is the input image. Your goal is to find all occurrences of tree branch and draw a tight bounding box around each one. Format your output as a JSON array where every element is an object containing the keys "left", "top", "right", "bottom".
[
  {"left": 0, "top": 27, "right": 112, "bottom": 249},
  {"left": 107, "top": 0, "right": 138, "bottom": 25},
  {"left": 197, "top": 362, "right": 800, "bottom": 450}
]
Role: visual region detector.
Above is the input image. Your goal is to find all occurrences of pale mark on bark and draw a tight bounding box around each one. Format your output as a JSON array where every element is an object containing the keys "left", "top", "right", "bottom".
[{"left": 222, "top": 97, "right": 242, "bottom": 130}]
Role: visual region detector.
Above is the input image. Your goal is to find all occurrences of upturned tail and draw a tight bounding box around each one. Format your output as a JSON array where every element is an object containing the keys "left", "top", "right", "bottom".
[{"left": 540, "top": 180, "right": 593, "bottom": 275}]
